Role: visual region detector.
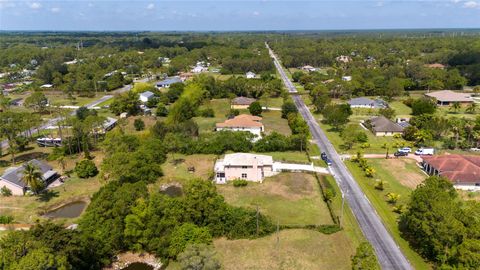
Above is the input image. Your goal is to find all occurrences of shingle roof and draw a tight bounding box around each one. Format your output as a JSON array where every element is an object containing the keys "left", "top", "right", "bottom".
[
  {"left": 425, "top": 90, "right": 473, "bottom": 103},
  {"left": 368, "top": 116, "right": 404, "bottom": 133},
  {"left": 423, "top": 155, "right": 480, "bottom": 184},
  {"left": 232, "top": 97, "right": 256, "bottom": 105},
  {"left": 140, "top": 91, "right": 154, "bottom": 98},
  {"left": 0, "top": 159, "right": 56, "bottom": 188},
  {"left": 216, "top": 114, "right": 263, "bottom": 128},
  {"left": 348, "top": 97, "right": 387, "bottom": 108}
]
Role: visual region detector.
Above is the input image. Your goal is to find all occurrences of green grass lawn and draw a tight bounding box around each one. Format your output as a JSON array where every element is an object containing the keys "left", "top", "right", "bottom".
[
  {"left": 194, "top": 99, "right": 231, "bottom": 133},
  {"left": 47, "top": 93, "right": 106, "bottom": 107},
  {"left": 389, "top": 100, "right": 412, "bottom": 117},
  {"left": 258, "top": 151, "right": 310, "bottom": 163},
  {"left": 346, "top": 160, "right": 431, "bottom": 269},
  {"left": 258, "top": 97, "right": 284, "bottom": 108},
  {"left": 217, "top": 172, "right": 333, "bottom": 225},
  {"left": 261, "top": 110, "right": 291, "bottom": 135}
]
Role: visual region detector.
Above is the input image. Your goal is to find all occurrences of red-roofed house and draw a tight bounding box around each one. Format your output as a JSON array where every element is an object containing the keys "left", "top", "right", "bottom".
[
  {"left": 215, "top": 114, "right": 264, "bottom": 141},
  {"left": 422, "top": 154, "right": 480, "bottom": 191}
]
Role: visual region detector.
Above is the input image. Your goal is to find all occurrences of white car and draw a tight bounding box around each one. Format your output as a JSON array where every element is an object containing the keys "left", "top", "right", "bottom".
[
  {"left": 415, "top": 148, "right": 435, "bottom": 155},
  {"left": 398, "top": 147, "right": 412, "bottom": 153}
]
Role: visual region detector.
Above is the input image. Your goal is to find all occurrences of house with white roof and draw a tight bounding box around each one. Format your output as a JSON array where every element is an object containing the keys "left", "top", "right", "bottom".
[
  {"left": 156, "top": 77, "right": 182, "bottom": 88},
  {"left": 348, "top": 97, "right": 387, "bottom": 109},
  {"left": 139, "top": 91, "right": 155, "bottom": 103}
]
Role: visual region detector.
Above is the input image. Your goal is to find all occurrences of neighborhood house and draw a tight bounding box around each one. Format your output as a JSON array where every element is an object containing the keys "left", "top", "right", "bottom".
[
  {"left": 231, "top": 96, "right": 256, "bottom": 109},
  {"left": 156, "top": 77, "right": 182, "bottom": 88},
  {"left": 246, "top": 71, "right": 256, "bottom": 79},
  {"left": 422, "top": 155, "right": 480, "bottom": 191},
  {"left": 215, "top": 114, "right": 264, "bottom": 141},
  {"left": 348, "top": 97, "right": 387, "bottom": 109},
  {"left": 425, "top": 90, "right": 474, "bottom": 106},
  {"left": 0, "top": 159, "right": 58, "bottom": 195},
  {"left": 214, "top": 153, "right": 276, "bottom": 183},
  {"left": 139, "top": 91, "right": 155, "bottom": 103},
  {"left": 365, "top": 116, "right": 404, "bottom": 136}
]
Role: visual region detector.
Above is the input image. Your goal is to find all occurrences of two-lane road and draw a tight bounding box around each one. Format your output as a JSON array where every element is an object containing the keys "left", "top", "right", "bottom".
[{"left": 267, "top": 43, "right": 413, "bottom": 270}]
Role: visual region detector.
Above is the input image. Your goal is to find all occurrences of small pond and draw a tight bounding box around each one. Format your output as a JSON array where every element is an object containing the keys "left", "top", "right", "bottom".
[
  {"left": 160, "top": 186, "right": 183, "bottom": 197},
  {"left": 43, "top": 201, "right": 87, "bottom": 219},
  {"left": 121, "top": 262, "right": 154, "bottom": 270}
]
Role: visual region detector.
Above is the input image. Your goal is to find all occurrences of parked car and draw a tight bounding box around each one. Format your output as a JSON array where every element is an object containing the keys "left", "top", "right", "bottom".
[
  {"left": 470, "top": 147, "right": 480, "bottom": 152},
  {"left": 415, "top": 148, "right": 435, "bottom": 155},
  {"left": 394, "top": 151, "right": 408, "bottom": 157},
  {"left": 325, "top": 158, "right": 332, "bottom": 166},
  {"left": 398, "top": 147, "right": 412, "bottom": 153},
  {"left": 321, "top": 152, "right": 327, "bottom": 160}
]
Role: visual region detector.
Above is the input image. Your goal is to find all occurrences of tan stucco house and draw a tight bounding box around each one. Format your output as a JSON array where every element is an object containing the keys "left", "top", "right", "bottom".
[
  {"left": 365, "top": 116, "right": 404, "bottom": 137},
  {"left": 215, "top": 114, "right": 264, "bottom": 141}
]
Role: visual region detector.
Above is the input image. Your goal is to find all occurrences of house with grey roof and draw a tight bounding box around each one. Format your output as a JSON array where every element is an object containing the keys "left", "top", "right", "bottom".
[
  {"left": 348, "top": 97, "right": 387, "bottom": 109},
  {"left": 231, "top": 96, "right": 257, "bottom": 109},
  {"left": 139, "top": 91, "right": 155, "bottom": 103},
  {"left": 0, "top": 159, "right": 58, "bottom": 195},
  {"left": 156, "top": 76, "right": 182, "bottom": 88},
  {"left": 364, "top": 116, "right": 404, "bottom": 137}
]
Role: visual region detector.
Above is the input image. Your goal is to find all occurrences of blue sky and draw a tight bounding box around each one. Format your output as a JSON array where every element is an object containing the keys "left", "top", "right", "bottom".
[{"left": 0, "top": 0, "right": 479, "bottom": 31}]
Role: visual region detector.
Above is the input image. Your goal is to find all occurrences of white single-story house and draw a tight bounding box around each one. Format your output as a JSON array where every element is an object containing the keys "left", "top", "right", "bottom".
[
  {"left": 425, "top": 90, "right": 474, "bottom": 106},
  {"left": 156, "top": 77, "right": 182, "bottom": 88},
  {"left": 215, "top": 114, "right": 264, "bottom": 141},
  {"left": 192, "top": 66, "right": 208, "bottom": 73},
  {"left": 342, "top": 76, "right": 352, "bottom": 82},
  {"left": 246, "top": 71, "right": 256, "bottom": 79},
  {"left": 301, "top": 65, "right": 317, "bottom": 72},
  {"left": 139, "top": 91, "right": 155, "bottom": 103},
  {"left": 0, "top": 159, "right": 58, "bottom": 196},
  {"left": 348, "top": 97, "right": 387, "bottom": 109},
  {"left": 40, "top": 84, "right": 53, "bottom": 88}
]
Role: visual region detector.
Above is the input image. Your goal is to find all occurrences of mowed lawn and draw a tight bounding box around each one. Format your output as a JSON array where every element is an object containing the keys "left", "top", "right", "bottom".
[
  {"left": 346, "top": 159, "right": 431, "bottom": 269},
  {"left": 214, "top": 228, "right": 354, "bottom": 270},
  {"left": 217, "top": 173, "right": 333, "bottom": 225}
]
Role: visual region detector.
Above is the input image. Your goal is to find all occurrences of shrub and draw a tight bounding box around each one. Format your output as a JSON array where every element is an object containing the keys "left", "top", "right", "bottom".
[
  {"left": 156, "top": 103, "right": 169, "bottom": 117},
  {"left": 248, "top": 101, "right": 263, "bottom": 116},
  {"left": 232, "top": 179, "right": 248, "bottom": 187},
  {"left": 133, "top": 119, "right": 145, "bottom": 131},
  {"left": 374, "top": 180, "right": 385, "bottom": 191},
  {"left": 199, "top": 108, "right": 215, "bottom": 118},
  {"left": 393, "top": 204, "right": 406, "bottom": 214},
  {"left": 0, "top": 215, "right": 13, "bottom": 224},
  {"left": 226, "top": 109, "right": 239, "bottom": 118},
  {"left": 75, "top": 159, "right": 98, "bottom": 178},
  {"left": 1, "top": 186, "right": 12, "bottom": 196},
  {"left": 386, "top": 192, "right": 400, "bottom": 204},
  {"left": 317, "top": 224, "right": 342, "bottom": 234}
]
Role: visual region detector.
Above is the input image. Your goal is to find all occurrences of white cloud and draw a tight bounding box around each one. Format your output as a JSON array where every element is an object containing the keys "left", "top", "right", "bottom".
[
  {"left": 51, "top": 7, "right": 60, "bottom": 13},
  {"left": 253, "top": 11, "right": 260, "bottom": 16},
  {"left": 463, "top": 0, "right": 479, "bottom": 8},
  {"left": 147, "top": 3, "right": 155, "bottom": 10},
  {"left": 28, "top": 2, "right": 41, "bottom": 9}
]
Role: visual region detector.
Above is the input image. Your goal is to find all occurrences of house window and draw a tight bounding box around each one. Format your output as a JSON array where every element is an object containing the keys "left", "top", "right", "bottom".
[
  {"left": 241, "top": 173, "right": 247, "bottom": 179},
  {"left": 216, "top": 173, "right": 225, "bottom": 178},
  {"left": 242, "top": 166, "right": 248, "bottom": 169}
]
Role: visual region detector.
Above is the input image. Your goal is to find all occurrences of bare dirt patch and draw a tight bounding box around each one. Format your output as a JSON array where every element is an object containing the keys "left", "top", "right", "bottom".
[{"left": 376, "top": 159, "right": 425, "bottom": 189}]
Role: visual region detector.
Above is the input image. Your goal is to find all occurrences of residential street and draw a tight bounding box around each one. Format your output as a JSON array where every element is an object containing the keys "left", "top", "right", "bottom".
[{"left": 267, "top": 43, "right": 413, "bottom": 270}]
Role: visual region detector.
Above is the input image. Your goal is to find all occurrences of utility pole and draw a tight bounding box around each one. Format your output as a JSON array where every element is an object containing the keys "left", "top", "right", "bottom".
[
  {"left": 340, "top": 192, "right": 346, "bottom": 228},
  {"left": 256, "top": 205, "right": 259, "bottom": 236}
]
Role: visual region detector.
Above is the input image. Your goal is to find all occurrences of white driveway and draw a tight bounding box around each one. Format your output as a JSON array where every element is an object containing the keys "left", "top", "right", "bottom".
[{"left": 273, "top": 162, "right": 329, "bottom": 174}]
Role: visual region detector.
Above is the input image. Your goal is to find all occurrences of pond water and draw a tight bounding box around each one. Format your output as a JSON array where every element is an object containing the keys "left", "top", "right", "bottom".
[
  {"left": 43, "top": 201, "right": 87, "bottom": 219},
  {"left": 121, "top": 262, "right": 154, "bottom": 270},
  {"left": 161, "top": 186, "right": 183, "bottom": 197}
]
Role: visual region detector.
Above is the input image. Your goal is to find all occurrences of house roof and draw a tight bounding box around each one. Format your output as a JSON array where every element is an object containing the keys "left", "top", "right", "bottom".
[
  {"left": 156, "top": 77, "right": 182, "bottom": 86},
  {"left": 0, "top": 159, "right": 57, "bottom": 189},
  {"left": 423, "top": 155, "right": 480, "bottom": 184},
  {"left": 348, "top": 97, "right": 387, "bottom": 108},
  {"left": 232, "top": 96, "right": 256, "bottom": 105},
  {"left": 222, "top": 153, "right": 273, "bottom": 167},
  {"left": 368, "top": 116, "right": 404, "bottom": 133},
  {"left": 246, "top": 71, "right": 256, "bottom": 76},
  {"left": 140, "top": 91, "right": 154, "bottom": 98},
  {"left": 216, "top": 114, "right": 263, "bottom": 128},
  {"left": 425, "top": 63, "right": 446, "bottom": 69},
  {"left": 425, "top": 90, "right": 473, "bottom": 103}
]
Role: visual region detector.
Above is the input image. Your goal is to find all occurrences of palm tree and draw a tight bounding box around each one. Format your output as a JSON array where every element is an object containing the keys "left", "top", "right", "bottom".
[
  {"left": 466, "top": 103, "right": 477, "bottom": 114},
  {"left": 21, "top": 163, "right": 44, "bottom": 195}
]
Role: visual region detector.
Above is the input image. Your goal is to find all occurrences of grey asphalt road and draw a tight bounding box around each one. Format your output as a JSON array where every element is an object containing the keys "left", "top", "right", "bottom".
[
  {"left": 0, "top": 80, "right": 137, "bottom": 149},
  {"left": 266, "top": 43, "right": 413, "bottom": 270}
]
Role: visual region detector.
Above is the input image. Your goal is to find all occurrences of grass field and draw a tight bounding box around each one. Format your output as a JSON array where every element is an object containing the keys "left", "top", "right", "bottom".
[
  {"left": 214, "top": 228, "right": 355, "bottom": 270},
  {"left": 217, "top": 173, "right": 332, "bottom": 225},
  {"left": 194, "top": 99, "right": 231, "bottom": 133},
  {"left": 346, "top": 159, "right": 431, "bottom": 269},
  {"left": 159, "top": 153, "right": 217, "bottom": 184}
]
